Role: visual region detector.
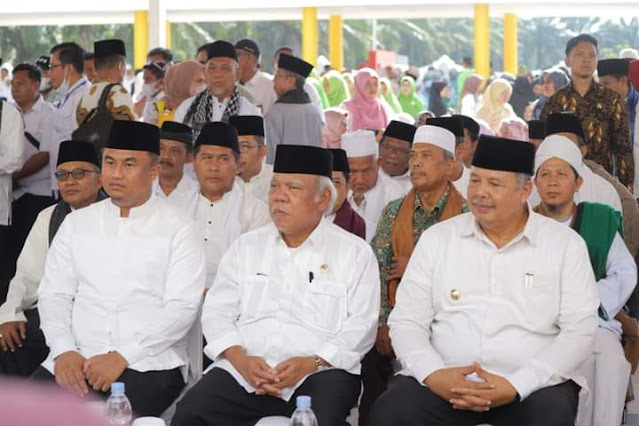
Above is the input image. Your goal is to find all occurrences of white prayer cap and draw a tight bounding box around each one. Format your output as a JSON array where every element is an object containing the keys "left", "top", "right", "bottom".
[
  {"left": 342, "top": 130, "right": 378, "bottom": 158},
  {"left": 534, "top": 134, "right": 583, "bottom": 176},
  {"left": 413, "top": 125, "right": 456, "bottom": 157}
]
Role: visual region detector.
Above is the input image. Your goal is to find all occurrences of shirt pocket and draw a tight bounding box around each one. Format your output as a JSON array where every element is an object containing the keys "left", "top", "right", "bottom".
[
  {"left": 238, "top": 275, "right": 271, "bottom": 324},
  {"left": 302, "top": 280, "right": 347, "bottom": 334},
  {"left": 522, "top": 273, "right": 560, "bottom": 328}
]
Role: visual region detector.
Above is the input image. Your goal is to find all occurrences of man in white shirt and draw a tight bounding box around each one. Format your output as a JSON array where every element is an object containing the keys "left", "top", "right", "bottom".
[
  {"left": 8, "top": 64, "right": 57, "bottom": 285},
  {"left": 174, "top": 41, "right": 261, "bottom": 138},
  {"left": 343, "top": 130, "right": 405, "bottom": 241},
  {"left": 235, "top": 39, "right": 276, "bottom": 114},
  {"left": 172, "top": 144, "right": 379, "bottom": 425},
  {"left": 0, "top": 100, "right": 24, "bottom": 301},
  {"left": 191, "top": 121, "right": 270, "bottom": 288},
  {"left": 378, "top": 121, "right": 416, "bottom": 193},
  {"left": 371, "top": 135, "right": 599, "bottom": 426},
  {"left": 152, "top": 121, "right": 199, "bottom": 213},
  {"left": 230, "top": 115, "right": 273, "bottom": 204},
  {"left": 33, "top": 120, "right": 205, "bottom": 417},
  {"left": 0, "top": 140, "right": 103, "bottom": 376},
  {"left": 529, "top": 113, "right": 623, "bottom": 213},
  {"left": 533, "top": 135, "right": 635, "bottom": 426}
]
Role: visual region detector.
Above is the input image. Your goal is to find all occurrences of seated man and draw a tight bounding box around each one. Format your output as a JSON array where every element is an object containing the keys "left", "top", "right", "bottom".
[
  {"left": 191, "top": 121, "right": 271, "bottom": 288},
  {"left": 172, "top": 144, "right": 380, "bottom": 426},
  {"left": 33, "top": 121, "right": 206, "bottom": 417},
  {"left": 342, "top": 130, "right": 406, "bottom": 242},
  {"left": 361, "top": 124, "right": 468, "bottom": 425},
  {"left": 371, "top": 135, "right": 599, "bottom": 426},
  {"left": 534, "top": 135, "right": 635, "bottom": 426},
  {"left": 426, "top": 116, "right": 470, "bottom": 197},
  {"left": 229, "top": 115, "right": 272, "bottom": 204},
  {"left": 377, "top": 120, "right": 417, "bottom": 192},
  {"left": 327, "top": 148, "right": 366, "bottom": 239},
  {"left": 152, "top": 121, "right": 199, "bottom": 213},
  {"left": 0, "top": 140, "right": 104, "bottom": 376}
]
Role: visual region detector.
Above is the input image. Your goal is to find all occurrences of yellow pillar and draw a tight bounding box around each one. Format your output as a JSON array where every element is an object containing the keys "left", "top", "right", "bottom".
[
  {"left": 166, "top": 20, "right": 172, "bottom": 50},
  {"left": 302, "top": 7, "right": 318, "bottom": 66},
  {"left": 329, "top": 15, "right": 344, "bottom": 72},
  {"left": 134, "top": 10, "right": 149, "bottom": 69},
  {"left": 473, "top": 4, "right": 490, "bottom": 78},
  {"left": 504, "top": 13, "right": 518, "bottom": 75}
]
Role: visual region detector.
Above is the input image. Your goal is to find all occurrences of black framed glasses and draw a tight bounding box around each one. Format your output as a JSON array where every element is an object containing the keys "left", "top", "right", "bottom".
[{"left": 54, "top": 169, "right": 98, "bottom": 181}]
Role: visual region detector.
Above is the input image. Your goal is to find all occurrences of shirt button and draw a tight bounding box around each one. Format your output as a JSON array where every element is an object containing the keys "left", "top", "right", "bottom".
[
  {"left": 208, "top": 221, "right": 212, "bottom": 225},
  {"left": 204, "top": 238, "right": 208, "bottom": 241}
]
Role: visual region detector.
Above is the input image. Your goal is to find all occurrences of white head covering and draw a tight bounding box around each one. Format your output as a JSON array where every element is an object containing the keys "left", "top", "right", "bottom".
[
  {"left": 413, "top": 125, "right": 456, "bottom": 157},
  {"left": 534, "top": 135, "right": 583, "bottom": 176},
  {"left": 342, "top": 130, "right": 378, "bottom": 158}
]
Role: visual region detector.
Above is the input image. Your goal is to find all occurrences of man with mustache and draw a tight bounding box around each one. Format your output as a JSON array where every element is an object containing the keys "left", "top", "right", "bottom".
[
  {"left": 230, "top": 115, "right": 272, "bottom": 204},
  {"left": 33, "top": 120, "right": 206, "bottom": 417},
  {"left": 326, "top": 148, "right": 367, "bottom": 239},
  {"left": 533, "top": 134, "right": 635, "bottom": 426},
  {"left": 152, "top": 121, "right": 199, "bottom": 213},
  {"left": 173, "top": 144, "right": 379, "bottom": 426},
  {"left": 377, "top": 120, "right": 416, "bottom": 193},
  {"left": 361, "top": 124, "right": 467, "bottom": 426},
  {"left": 371, "top": 135, "right": 599, "bottom": 426},
  {"left": 191, "top": 121, "right": 270, "bottom": 288},
  {"left": 343, "top": 130, "right": 406, "bottom": 242},
  {"left": 0, "top": 140, "right": 104, "bottom": 376}
]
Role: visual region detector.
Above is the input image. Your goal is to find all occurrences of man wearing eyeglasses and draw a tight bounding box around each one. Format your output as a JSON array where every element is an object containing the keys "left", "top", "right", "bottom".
[
  {"left": 230, "top": 115, "right": 272, "bottom": 204},
  {"left": 378, "top": 121, "right": 417, "bottom": 193},
  {"left": 0, "top": 140, "right": 103, "bottom": 377},
  {"left": 175, "top": 41, "right": 260, "bottom": 139}
]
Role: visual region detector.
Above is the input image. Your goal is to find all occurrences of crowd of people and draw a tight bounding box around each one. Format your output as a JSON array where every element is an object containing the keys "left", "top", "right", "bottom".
[{"left": 0, "top": 32, "right": 639, "bottom": 426}]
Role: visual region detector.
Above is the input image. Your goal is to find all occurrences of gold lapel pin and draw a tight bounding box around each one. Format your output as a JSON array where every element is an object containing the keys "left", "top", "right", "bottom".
[{"left": 450, "top": 289, "right": 461, "bottom": 301}]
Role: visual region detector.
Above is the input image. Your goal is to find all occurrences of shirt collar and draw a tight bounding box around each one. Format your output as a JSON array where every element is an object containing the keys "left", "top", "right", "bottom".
[
  {"left": 415, "top": 184, "right": 450, "bottom": 214},
  {"left": 274, "top": 215, "right": 328, "bottom": 250},
  {"left": 69, "top": 76, "right": 89, "bottom": 92},
  {"left": 108, "top": 193, "right": 157, "bottom": 219},
  {"left": 459, "top": 205, "right": 539, "bottom": 248},
  {"left": 21, "top": 95, "right": 44, "bottom": 114}
]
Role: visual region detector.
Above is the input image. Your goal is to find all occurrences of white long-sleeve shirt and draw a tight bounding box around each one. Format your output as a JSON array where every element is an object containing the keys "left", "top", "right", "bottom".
[
  {"left": 242, "top": 72, "right": 277, "bottom": 114},
  {"left": 389, "top": 211, "right": 599, "bottom": 400},
  {"left": 236, "top": 163, "right": 274, "bottom": 205},
  {"left": 173, "top": 93, "right": 261, "bottom": 124},
  {"left": 0, "top": 100, "right": 24, "bottom": 225},
  {"left": 38, "top": 196, "right": 206, "bottom": 375},
  {"left": 202, "top": 217, "right": 379, "bottom": 400},
  {"left": 0, "top": 204, "right": 55, "bottom": 323},
  {"left": 152, "top": 173, "right": 199, "bottom": 214}
]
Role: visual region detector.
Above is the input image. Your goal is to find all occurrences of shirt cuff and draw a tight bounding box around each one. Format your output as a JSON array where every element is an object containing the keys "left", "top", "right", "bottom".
[
  {"left": 50, "top": 336, "right": 79, "bottom": 360},
  {"left": 405, "top": 352, "right": 446, "bottom": 387},
  {"left": 117, "top": 341, "right": 147, "bottom": 366},
  {"left": 504, "top": 365, "right": 552, "bottom": 400},
  {"left": 206, "top": 332, "right": 243, "bottom": 360}
]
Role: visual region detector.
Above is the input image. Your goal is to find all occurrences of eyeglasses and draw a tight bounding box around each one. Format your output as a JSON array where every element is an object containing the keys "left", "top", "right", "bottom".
[
  {"left": 55, "top": 169, "right": 98, "bottom": 181},
  {"left": 380, "top": 143, "right": 411, "bottom": 156},
  {"left": 49, "top": 63, "right": 63, "bottom": 69},
  {"left": 239, "top": 143, "right": 261, "bottom": 152}
]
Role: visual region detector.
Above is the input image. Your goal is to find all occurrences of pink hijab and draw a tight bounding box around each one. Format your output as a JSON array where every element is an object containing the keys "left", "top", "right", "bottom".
[
  {"left": 164, "top": 60, "right": 205, "bottom": 109},
  {"left": 344, "top": 68, "right": 388, "bottom": 131},
  {"left": 322, "top": 108, "right": 348, "bottom": 148}
]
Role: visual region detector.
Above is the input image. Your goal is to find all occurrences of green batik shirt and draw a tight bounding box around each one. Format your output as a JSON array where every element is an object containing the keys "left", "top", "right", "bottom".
[{"left": 370, "top": 185, "right": 468, "bottom": 325}]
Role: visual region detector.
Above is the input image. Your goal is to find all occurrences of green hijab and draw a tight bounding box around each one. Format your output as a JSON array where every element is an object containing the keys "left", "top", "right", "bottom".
[
  {"left": 342, "top": 72, "right": 355, "bottom": 97},
  {"left": 322, "top": 70, "right": 350, "bottom": 107},
  {"left": 378, "top": 77, "right": 402, "bottom": 114},
  {"left": 397, "top": 76, "right": 425, "bottom": 118},
  {"left": 308, "top": 70, "right": 330, "bottom": 109}
]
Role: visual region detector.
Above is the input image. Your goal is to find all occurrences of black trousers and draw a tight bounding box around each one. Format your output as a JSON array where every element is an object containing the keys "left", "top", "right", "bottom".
[
  {"left": 3, "top": 194, "right": 54, "bottom": 303},
  {"left": 369, "top": 375, "right": 580, "bottom": 426},
  {"left": 172, "top": 367, "right": 360, "bottom": 426},
  {"left": 31, "top": 365, "right": 185, "bottom": 417},
  {"left": 0, "top": 309, "right": 49, "bottom": 377},
  {"left": 0, "top": 224, "right": 11, "bottom": 305},
  {"left": 359, "top": 347, "right": 394, "bottom": 426}
]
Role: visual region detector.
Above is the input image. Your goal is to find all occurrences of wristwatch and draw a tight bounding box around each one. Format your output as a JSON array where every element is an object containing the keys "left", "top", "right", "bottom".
[{"left": 313, "top": 355, "right": 328, "bottom": 372}]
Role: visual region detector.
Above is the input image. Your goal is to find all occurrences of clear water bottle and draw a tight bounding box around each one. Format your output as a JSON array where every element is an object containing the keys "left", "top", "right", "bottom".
[
  {"left": 106, "top": 382, "right": 133, "bottom": 426},
  {"left": 290, "top": 395, "right": 318, "bottom": 426}
]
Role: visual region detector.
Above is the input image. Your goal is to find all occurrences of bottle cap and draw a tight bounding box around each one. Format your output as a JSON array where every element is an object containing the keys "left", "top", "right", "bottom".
[
  {"left": 296, "top": 395, "right": 311, "bottom": 408},
  {"left": 111, "top": 382, "right": 125, "bottom": 395}
]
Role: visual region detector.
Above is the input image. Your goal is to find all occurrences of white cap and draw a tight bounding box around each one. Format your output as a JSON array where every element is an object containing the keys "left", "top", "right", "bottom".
[
  {"left": 535, "top": 134, "right": 583, "bottom": 176},
  {"left": 413, "top": 125, "right": 456, "bottom": 157},
  {"left": 342, "top": 130, "right": 378, "bottom": 158}
]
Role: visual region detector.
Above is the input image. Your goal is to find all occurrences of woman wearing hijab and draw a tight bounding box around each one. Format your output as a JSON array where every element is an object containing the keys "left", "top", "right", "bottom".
[
  {"left": 308, "top": 69, "right": 330, "bottom": 109},
  {"left": 322, "top": 70, "right": 350, "bottom": 108},
  {"left": 342, "top": 72, "right": 355, "bottom": 97},
  {"left": 532, "top": 68, "right": 570, "bottom": 120},
  {"left": 428, "top": 81, "right": 451, "bottom": 117},
  {"left": 379, "top": 77, "right": 402, "bottom": 114},
  {"left": 475, "top": 78, "right": 516, "bottom": 131},
  {"left": 397, "top": 75, "right": 426, "bottom": 119},
  {"left": 496, "top": 116, "right": 529, "bottom": 141},
  {"left": 510, "top": 74, "right": 536, "bottom": 119},
  {"left": 341, "top": 68, "right": 392, "bottom": 131},
  {"left": 159, "top": 61, "right": 205, "bottom": 126},
  {"left": 460, "top": 74, "right": 484, "bottom": 117},
  {"left": 322, "top": 108, "right": 348, "bottom": 148}
]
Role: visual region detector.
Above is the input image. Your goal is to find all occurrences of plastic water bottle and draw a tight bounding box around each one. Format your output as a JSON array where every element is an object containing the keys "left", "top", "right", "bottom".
[
  {"left": 106, "top": 382, "right": 133, "bottom": 426},
  {"left": 290, "top": 395, "right": 318, "bottom": 426}
]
